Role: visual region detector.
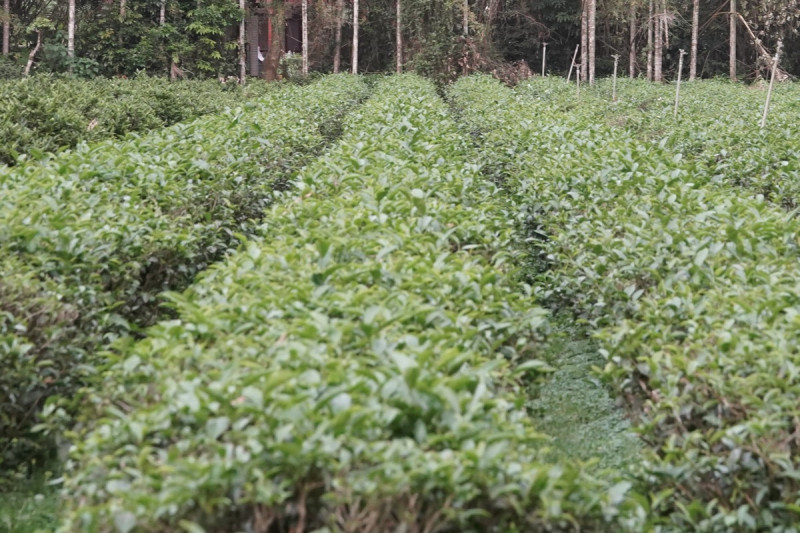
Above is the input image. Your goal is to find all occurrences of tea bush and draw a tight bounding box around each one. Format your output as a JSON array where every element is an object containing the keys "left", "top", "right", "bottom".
[
  {"left": 450, "top": 74, "right": 800, "bottom": 531},
  {"left": 0, "top": 74, "right": 368, "bottom": 479},
  {"left": 0, "top": 75, "right": 275, "bottom": 166},
  {"left": 57, "top": 75, "right": 643, "bottom": 532}
]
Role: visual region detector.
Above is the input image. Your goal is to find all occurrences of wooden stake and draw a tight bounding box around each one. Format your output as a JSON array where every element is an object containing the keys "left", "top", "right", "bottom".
[
  {"left": 612, "top": 54, "right": 620, "bottom": 102},
  {"left": 541, "top": 42, "right": 547, "bottom": 76},
  {"left": 761, "top": 40, "right": 782, "bottom": 129},
  {"left": 567, "top": 44, "right": 579, "bottom": 82},
  {"left": 674, "top": 49, "right": 686, "bottom": 118}
]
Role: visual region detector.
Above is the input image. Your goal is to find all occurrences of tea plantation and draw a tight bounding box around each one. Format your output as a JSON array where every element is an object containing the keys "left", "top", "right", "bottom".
[{"left": 3, "top": 73, "right": 800, "bottom": 532}]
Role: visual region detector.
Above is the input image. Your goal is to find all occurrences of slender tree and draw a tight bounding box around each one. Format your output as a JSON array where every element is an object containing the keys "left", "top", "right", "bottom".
[
  {"left": 301, "top": 0, "right": 308, "bottom": 75},
  {"left": 120, "top": 0, "right": 126, "bottom": 19},
  {"left": 24, "top": 19, "right": 46, "bottom": 76},
  {"left": 647, "top": 0, "right": 653, "bottom": 80},
  {"left": 580, "top": 0, "right": 588, "bottom": 82},
  {"left": 396, "top": 0, "right": 402, "bottom": 73},
  {"left": 730, "top": 0, "right": 736, "bottom": 80},
  {"left": 68, "top": 0, "right": 75, "bottom": 61},
  {"left": 160, "top": 0, "right": 166, "bottom": 25},
  {"left": 483, "top": 0, "right": 499, "bottom": 48},
  {"left": 265, "top": 1, "right": 285, "bottom": 81},
  {"left": 2, "top": 0, "right": 9, "bottom": 56},
  {"left": 689, "top": 0, "right": 698, "bottom": 80},
  {"left": 629, "top": 2, "right": 637, "bottom": 78},
  {"left": 463, "top": 0, "right": 468, "bottom": 35},
  {"left": 239, "top": 0, "right": 246, "bottom": 82},
  {"left": 588, "top": 0, "right": 596, "bottom": 83},
  {"left": 653, "top": 0, "right": 662, "bottom": 81},
  {"left": 352, "top": 0, "right": 359, "bottom": 74},
  {"left": 333, "top": 0, "right": 343, "bottom": 73}
]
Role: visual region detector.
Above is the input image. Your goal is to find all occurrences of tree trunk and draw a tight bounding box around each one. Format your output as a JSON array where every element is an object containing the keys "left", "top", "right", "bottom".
[
  {"left": 588, "top": 0, "right": 596, "bottom": 84},
  {"left": 333, "top": 0, "right": 343, "bottom": 73},
  {"left": 396, "top": 0, "right": 402, "bottom": 73},
  {"left": 301, "top": 0, "right": 308, "bottom": 75},
  {"left": 68, "top": 0, "right": 75, "bottom": 61},
  {"left": 629, "top": 2, "right": 636, "bottom": 78},
  {"left": 265, "top": 1, "right": 284, "bottom": 81},
  {"left": 351, "top": 0, "right": 359, "bottom": 74},
  {"left": 463, "top": 0, "right": 468, "bottom": 35},
  {"left": 646, "top": 0, "right": 653, "bottom": 81},
  {"left": 580, "top": 0, "right": 588, "bottom": 83},
  {"left": 729, "top": 0, "right": 736, "bottom": 80},
  {"left": 653, "top": 0, "right": 662, "bottom": 81},
  {"left": 689, "top": 0, "right": 698, "bottom": 80},
  {"left": 24, "top": 29, "right": 41, "bottom": 75},
  {"left": 160, "top": 0, "right": 166, "bottom": 26},
  {"left": 2, "top": 0, "right": 9, "bottom": 56},
  {"left": 239, "top": 0, "right": 246, "bottom": 83},
  {"left": 120, "top": 0, "right": 126, "bottom": 19},
  {"left": 484, "top": 0, "right": 499, "bottom": 50}
]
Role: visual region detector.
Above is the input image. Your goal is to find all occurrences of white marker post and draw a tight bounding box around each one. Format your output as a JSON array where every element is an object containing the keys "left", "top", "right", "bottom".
[
  {"left": 542, "top": 42, "right": 548, "bottom": 76},
  {"left": 761, "top": 40, "right": 783, "bottom": 129},
  {"left": 674, "top": 49, "right": 687, "bottom": 118},
  {"left": 612, "top": 54, "right": 620, "bottom": 102}
]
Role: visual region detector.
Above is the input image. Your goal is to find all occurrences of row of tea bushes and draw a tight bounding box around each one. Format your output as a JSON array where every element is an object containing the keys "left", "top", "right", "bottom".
[
  {"left": 0, "top": 75, "right": 369, "bottom": 478},
  {"left": 449, "top": 75, "right": 800, "bottom": 531},
  {"left": 0, "top": 75, "right": 276, "bottom": 166},
  {"left": 57, "top": 75, "right": 643, "bottom": 532},
  {"left": 516, "top": 77, "right": 800, "bottom": 211}
]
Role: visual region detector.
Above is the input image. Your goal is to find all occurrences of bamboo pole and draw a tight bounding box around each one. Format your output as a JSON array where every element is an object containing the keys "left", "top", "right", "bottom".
[
  {"left": 567, "top": 44, "right": 579, "bottom": 82},
  {"left": 761, "top": 41, "right": 782, "bottom": 129}
]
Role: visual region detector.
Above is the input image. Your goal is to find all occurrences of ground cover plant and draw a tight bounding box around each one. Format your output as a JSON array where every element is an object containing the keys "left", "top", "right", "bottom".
[
  {"left": 55, "top": 74, "right": 644, "bottom": 533},
  {"left": 0, "top": 74, "right": 368, "bottom": 480},
  {"left": 449, "top": 74, "right": 800, "bottom": 530},
  {"left": 0, "top": 75, "right": 275, "bottom": 166}
]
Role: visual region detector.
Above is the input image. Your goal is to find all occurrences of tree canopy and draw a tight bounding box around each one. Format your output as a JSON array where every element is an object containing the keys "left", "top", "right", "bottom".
[{"left": 0, "top": 0, "right": 798, "bottom": 80}]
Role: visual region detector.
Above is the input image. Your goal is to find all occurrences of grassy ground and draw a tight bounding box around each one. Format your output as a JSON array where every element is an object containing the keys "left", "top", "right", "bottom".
[
  {"left": 529, "top": 318, "right": 642, "bottom": 472},
  {"left": 0, "top": 472, "right": 60, "bottom": 533}
]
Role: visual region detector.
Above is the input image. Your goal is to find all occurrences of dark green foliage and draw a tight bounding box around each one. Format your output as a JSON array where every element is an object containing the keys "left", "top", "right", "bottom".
[
  {"left": 449, "top": 74, "right": 800, "bottom": 530},
  {"left": 0, "top": 75, "right": 274, "bottom": 166},
  {"left": 0, "top": 75, "right": 368, "bottom": 482}
]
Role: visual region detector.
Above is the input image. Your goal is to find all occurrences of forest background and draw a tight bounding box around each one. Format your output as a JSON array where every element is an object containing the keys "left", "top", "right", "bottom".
[{"left": 0, "top": 1, "right": 798, "bottom": 85}]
